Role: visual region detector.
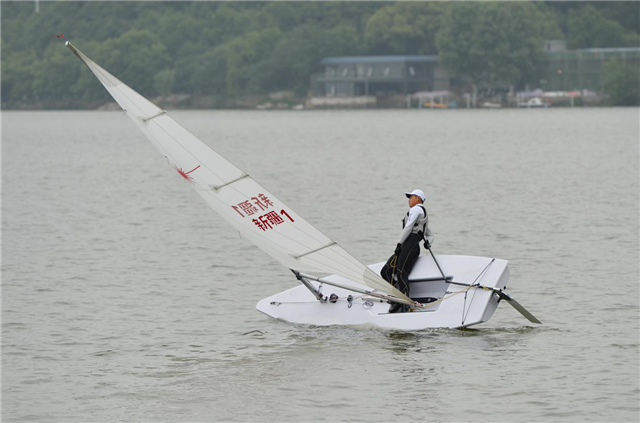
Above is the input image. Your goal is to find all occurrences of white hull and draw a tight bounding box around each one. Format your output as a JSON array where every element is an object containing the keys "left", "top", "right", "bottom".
[{"left": 257, "top": 255, "right": 509, "bottom": 330}]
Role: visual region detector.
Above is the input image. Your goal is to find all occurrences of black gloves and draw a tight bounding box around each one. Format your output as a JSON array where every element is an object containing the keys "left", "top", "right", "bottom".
[
  {"left": 394, "top": 243, "right": 402, "bottom": 256},
  {"left": 424, "top": 240, "right": 431, "bottom": 249}
]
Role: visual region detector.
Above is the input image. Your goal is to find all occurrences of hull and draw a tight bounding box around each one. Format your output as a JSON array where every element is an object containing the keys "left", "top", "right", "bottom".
[{"left": 257, "top": 255, "right": 509, "bottom": 330}]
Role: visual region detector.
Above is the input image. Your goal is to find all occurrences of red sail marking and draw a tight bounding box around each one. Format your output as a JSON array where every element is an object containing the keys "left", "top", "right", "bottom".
[
  {"left": 175, "top": 165, "right": 200, "bottom": 183},
  {"left": 185, "top": 165, "right": 200, "bottom": 175},
  {"left": 281, "top": 209, "right": 295, "bottom": 222}
]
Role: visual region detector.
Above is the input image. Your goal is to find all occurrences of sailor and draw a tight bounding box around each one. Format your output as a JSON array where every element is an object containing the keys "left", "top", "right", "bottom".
[{"left": 381, "top": 189, "right": 434, "bottom": 313}]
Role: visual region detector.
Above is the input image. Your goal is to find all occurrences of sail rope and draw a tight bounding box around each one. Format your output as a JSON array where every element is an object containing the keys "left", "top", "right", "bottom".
[
  {"left": 413, "top": 284, "right": 475, "bottom": 310},
  {"left": 417, "top": 259, "right": 495, "bottom": 311},
  {"left": 461, "top": 259, "right": 494, "bottom": 323}
]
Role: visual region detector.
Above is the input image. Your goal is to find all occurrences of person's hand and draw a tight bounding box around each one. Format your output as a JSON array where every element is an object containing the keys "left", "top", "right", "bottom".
[
  {"left": 423, "top": 240, "right": 431, "bottom": 249},
  {"left": 394, "top": 243, "right": 402, "bottom": 256}
]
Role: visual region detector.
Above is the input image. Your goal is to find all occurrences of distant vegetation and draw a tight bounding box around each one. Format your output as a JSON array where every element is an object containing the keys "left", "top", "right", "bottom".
[
  {"left": 603, "top": 60, "right": 640, "bottom": 106},
  {"left": 2, "top": 1, "right": 638, "bottom": 108}
]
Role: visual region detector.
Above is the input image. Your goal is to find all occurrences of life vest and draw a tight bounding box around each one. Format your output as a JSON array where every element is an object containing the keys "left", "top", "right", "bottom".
[{"left": 402, "top": 205, "right": 429, "bottom": 238}]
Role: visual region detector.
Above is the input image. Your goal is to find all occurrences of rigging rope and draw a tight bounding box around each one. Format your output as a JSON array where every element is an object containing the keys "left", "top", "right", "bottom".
[{"left": 408, "top": 259, "right": 496, "bottom": 311}]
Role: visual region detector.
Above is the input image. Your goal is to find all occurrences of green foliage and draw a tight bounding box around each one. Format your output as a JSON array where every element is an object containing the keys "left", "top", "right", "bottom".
[
  {"left": 597, "top": 2, "right": 640, "bottom": 35},
  {"left": 268, "top": 24, "right": 361, "bottom": 95},
  {"left": 0, "top": 1, "right": 637, "bottom": 106},
  {"left": 364, "top": 3, "right": 451, "bottom": 55},
  {"left": 623, "top": 32, "right": 640, "bottom": 48},
  {"left": 545, "top": 2, "right": 639, "bottom": 38},
  {"left": 603, "top": 60, "right": 640, "bottom": 106},
  {"left": 223, "top": 27, "right": 284, "bottom": 95},
  {"left": 154, "top": 69, "right": 176, "bottom": 96},
  {"left": 97, "top": 30, "right": 171, "bottom": 97},
  {"left": 567, "top": 5, "right": 638, "bottom": 49},
  {"left": 436, "top": 2, "right": 558, "bottom": 89},
  {"left": 32, "top": 43, "right": 82, "bottom": 100},
  {"left": 2, "top": 49, "right": 39, "bottom": 101}
]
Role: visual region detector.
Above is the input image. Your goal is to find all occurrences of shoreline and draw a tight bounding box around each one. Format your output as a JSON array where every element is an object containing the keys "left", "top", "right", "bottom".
[{"left": 0, "top": 91, "right": 616, "bottom": 111}]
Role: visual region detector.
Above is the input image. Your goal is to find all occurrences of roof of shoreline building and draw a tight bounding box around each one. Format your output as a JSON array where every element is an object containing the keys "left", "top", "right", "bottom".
[
  {"left": 320, "top": 55, "right": 438, "bottom": 65},
  {"left": 321, "top": 48, "right": 640, "bottom": 66},
  {"left": 575, "top": 47, "right": 640, "bottom": 53}
]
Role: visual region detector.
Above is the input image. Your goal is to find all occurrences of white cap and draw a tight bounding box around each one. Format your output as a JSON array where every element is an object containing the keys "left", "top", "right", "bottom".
[{"left": 405, "top": 189, "right": 425, "bottom": 201}]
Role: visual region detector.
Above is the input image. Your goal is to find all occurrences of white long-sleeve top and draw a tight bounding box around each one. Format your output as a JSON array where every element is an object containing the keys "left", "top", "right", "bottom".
[{"left": 399, "top": 204, "right": 433, "bottom": 245}]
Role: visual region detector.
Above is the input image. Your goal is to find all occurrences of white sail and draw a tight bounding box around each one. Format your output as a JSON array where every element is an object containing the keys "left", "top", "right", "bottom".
[{"left": 67, "top": 42, "right": 409, "bottom": 301}]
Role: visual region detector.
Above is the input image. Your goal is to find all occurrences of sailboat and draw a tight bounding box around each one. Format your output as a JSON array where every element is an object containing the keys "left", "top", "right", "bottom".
[{"left": 67, "top": 42, "right": 540, "bottom": 330}]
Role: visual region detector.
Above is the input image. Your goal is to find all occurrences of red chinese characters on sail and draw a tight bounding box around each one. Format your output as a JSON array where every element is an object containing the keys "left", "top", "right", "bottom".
[
  {"left": 252, "top": 193, "right": 274, "bottom": 211},
  {"left": 253, "top": 210, "right": 295, "bottom": 231},
  {"left": 231, "top": 194, "right": 295, "bottom": 231},
  {"left": 252, "top": 211, "right": 282, "bottom": 231},
  {"left": 231, "top": 193, "right": 273, "bottom": 217},
  {"left": 236, "top": 200, "right": 258, "bottom": 216}
]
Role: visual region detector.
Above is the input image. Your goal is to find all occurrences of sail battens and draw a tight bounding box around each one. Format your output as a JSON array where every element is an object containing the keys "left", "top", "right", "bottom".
[
  {"left": 67, "top": 41, "right": 411, "bottom": 302},
  {"left": 141, "top": 110, "right": 167, "bottom": 125},
  {"left": 209, "top": 174, "right": 251, "bottom": 192},
  {"left": 293, "top": 242, "right": 337, "bottom": 260}
]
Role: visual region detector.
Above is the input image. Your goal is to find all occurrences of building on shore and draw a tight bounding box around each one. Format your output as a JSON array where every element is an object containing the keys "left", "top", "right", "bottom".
[
  {"left": 308, "top": 44, "right": 639, "bottom": 107},
  {"left": 311, "top": 56, "right": 450, "bottom": 97}
]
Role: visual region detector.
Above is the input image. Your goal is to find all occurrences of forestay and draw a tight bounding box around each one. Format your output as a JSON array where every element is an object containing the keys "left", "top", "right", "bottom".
[{"left": 66, "top": 42, "right": 409, "bottom": 301}]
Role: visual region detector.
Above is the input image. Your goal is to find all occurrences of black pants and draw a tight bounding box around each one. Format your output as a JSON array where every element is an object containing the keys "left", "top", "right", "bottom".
[{"left": 380, "top": 233, "right": 421, "bottom": 297}]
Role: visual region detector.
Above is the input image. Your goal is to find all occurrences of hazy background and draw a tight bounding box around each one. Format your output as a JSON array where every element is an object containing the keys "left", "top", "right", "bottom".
[{"left": 2, "top": 1, "right": 639, "bottom": 108}]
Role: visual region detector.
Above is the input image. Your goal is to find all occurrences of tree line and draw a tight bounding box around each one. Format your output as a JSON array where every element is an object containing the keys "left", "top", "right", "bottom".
[{"left": 2, "top": 1, "right": 638, "bottom": 107}]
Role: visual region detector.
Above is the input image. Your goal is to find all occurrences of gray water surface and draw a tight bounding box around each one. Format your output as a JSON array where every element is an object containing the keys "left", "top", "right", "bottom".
[{"left": 3, "top": 109, "right": 639, "bottom": 422}]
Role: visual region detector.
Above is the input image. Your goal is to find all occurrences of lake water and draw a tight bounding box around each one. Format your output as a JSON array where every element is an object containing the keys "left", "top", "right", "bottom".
[{"left": 3, "top": 109, "right": 639, "bottom": 422}]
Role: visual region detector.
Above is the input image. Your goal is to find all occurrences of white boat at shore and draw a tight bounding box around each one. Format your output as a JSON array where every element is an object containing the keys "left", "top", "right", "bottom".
[
  {"left": 67, "top": 42, "right": 540, "bottom": 330},
  {"left": 518, "top": 97, "right": 549, "bottom": 108}
]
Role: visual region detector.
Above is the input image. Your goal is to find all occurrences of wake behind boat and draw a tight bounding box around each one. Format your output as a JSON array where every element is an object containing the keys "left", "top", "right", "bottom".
[{"left": 67, "top": 42, "right": 540, "bottom": 330}]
